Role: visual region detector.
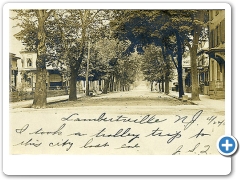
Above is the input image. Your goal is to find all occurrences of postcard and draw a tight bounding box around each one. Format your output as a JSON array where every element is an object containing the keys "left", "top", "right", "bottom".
[{"left": 3, "top": 2, "right": 233, "bottom": 175}]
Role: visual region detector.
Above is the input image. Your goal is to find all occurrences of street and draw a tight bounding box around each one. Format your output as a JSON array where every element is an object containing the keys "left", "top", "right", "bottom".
[{"left": 43, "top": 81, "right": 224, "bottom": 116}]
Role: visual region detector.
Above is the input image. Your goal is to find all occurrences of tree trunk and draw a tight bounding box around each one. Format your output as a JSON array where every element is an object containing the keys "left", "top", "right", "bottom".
[
  {"left": 69, "top": 70, "right": 78, "bottom": 101},
  {"left": 158, "top": 82, "right": 161, "bottom": 92},
  {"left": 32, "top": 68, "right": 47, "bottom": 108},
  {"left": 161, "top": 79, "right": 164, "bottom": 92},
  {"left": 32, "top": 11, "right": 50, "bottom": 108},
  {"left": 190, "top": 12, "right": 204, "bottom": 101},
  {"left": 151, "top": 81, "right": 153, "bottom": 91},
  {"left": 68, "top": 17, "right": 85, "bottom": 99},
  {"left": 165, "top": 74, "right": 169, "bottom": 94},
  {"left": 175, "top": 31, "right": 184, "bottom": 98},
  {"left": 103, "top": 78, "right": 110, "bottom": 94},
  {"left": 190, "top": 42, "right": 200, "bottom": 101},
  {"left": 110, "top": 75, "right": 114, "bottom": 92},
  {"left": 116, "top": 80, "right": 119, "bottom": 91}
]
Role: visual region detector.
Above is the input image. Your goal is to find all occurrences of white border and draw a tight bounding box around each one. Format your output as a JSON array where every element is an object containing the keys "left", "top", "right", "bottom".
[{"left": 3, "top": 2, "right": 231, "bottom": 175}]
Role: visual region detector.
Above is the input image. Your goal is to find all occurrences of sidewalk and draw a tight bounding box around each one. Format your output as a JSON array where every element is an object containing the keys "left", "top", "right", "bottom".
[
  {"left": 9, "top": 94, "right": 84, "bottom": 109},
  {"left": 168, "top": 90, "right": 225, "bottom": 112}
]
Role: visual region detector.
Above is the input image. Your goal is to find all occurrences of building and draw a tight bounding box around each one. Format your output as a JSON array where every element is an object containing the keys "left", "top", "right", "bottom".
[
  {"left": 17, "top": 51, "right": 67, "bottom": 91},
  {"left": 14, "top": 31, "right": 65, "bottom": 91},
  {"left": 196, "top": 40, "right": 210, "bottom": 95},
  {"left": 181, "top": 44, "right": 209, "bottom": 95},
  {"left": 9, "top": 53, "right": 21, "bottom": 91},
  {"left": 208, "top": 10, "right": 225, "bottom": 99},
  {"left": 13, "top": 31, "right": 109, "bottom": 95}
]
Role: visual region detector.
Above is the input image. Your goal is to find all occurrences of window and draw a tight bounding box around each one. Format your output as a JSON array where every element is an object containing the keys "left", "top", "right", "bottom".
[{"left": 27, "top": 58, "right": 32, "bottom": 67}]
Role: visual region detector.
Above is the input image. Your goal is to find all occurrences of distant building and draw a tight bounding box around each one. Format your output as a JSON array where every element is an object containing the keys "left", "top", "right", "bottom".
[
  {"left": 9, "top": 53, "right": 21, "bottom": 91},
  {"left": 208, "top": 10, "right": 225, "bottom": 99}
]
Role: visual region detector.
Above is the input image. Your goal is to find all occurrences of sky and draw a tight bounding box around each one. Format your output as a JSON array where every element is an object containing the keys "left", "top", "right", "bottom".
[{"left": 9, "top": 10, "right": 22, "bottom": 58}]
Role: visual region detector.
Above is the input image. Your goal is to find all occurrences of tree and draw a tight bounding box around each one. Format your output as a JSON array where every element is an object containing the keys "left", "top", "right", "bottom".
[
  {"left": 114, "top": 52, "right": 141, "bottom": 92},
  {"left": 160, "top": 10, "right": 208, "bottom": 100},
  {"left": 111, "top": 10, "right": 208, "bottom": 99},
  {"left": 110, "top": 10, "right": 180, "bottom": 96},
  {"left": 50, "top": 10, "right": 110, "bottom": 100},
  {"left": 12, "top": 10, "right": 53, "bottom": 108},
  {"left": 185, "top": 10, "right": 207, "bottom": 100},
  {"left": 141, "top": 44, "right": 174, "bottom": 92},
  {"left": 89, "top": 38, "right": 130, "bottom": 93}
]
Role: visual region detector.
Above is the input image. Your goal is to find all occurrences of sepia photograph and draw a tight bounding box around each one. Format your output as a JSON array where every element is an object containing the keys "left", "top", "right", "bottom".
[{"left": 8, "top": 7, "right": 227, "bottom": 156}]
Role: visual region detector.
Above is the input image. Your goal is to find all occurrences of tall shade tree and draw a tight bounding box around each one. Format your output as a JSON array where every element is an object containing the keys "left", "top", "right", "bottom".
[
  {"left": 12, "top": 10, "right": 53, "bottom": 108},
  {"left": 111, "top": 10, "right": 208, "bottom": 99},
  {"left": 160, "top": 10, "right": 208, "bottom": 100},
  {"left": 110, "top": 10, "right": 181, "bottom": 96},
  {"left": 184, "top": 10, "right": 207, "bottom": 100},
  {"left": 50, "top": 9, "right": 110, "bottom": 100}
]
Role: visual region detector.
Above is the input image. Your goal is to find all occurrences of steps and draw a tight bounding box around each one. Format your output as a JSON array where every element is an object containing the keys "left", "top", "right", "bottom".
[{"left": 209, "top": 90, "right": 225, "bottom": 99}]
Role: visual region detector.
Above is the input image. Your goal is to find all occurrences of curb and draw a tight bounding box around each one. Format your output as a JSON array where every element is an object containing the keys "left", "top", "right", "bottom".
[{"left": 167, "top": 94, "right": 198, "bottom": 105}]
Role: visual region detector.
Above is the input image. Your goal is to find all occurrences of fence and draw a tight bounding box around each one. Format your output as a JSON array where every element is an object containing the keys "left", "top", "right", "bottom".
[{"left": 10, "top": 90, "right": 68, "bottom": 102}]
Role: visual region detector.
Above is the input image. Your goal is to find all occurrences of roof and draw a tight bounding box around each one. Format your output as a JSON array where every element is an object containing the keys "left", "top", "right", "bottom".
[
  {"left": 9, "top": 53, "right": 21, "bottom": 61},
  {"left": 13, "top": 30, "right": 26, "bottom": 40}
]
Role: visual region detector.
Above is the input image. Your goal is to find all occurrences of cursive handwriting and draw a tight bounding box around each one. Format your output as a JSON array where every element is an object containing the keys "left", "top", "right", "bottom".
[
  {"left": 93, "top": 128, "right": 140, "bottom": 143},
  {"left": 189, "top": 129, "right": 211, "bottom": 139},
  {"left": 80, "top": 138, "right": 109, "bottom": 148},
  {"left": 200, "top": 145, "right": 210, "bottom": 154},
  {"left": 13, "top": 138, "right": 42, "bottom": 147},
  {"left": 16, "top": 124, "right": 29, "bottom": 134},
  {"left": 172, "top": 145, "right": 183, "bottom": 155},
  {"left": 172, "top": 143, "right": 211, "bottom": 155},
  {"left": 117, "top": 143, "right": 140, "bottom": 149},
  {"left": 29, "top": 123, "right": 66, "bottom": 135},
  {"left": 68, "top": 132, "right": 87, "bottom": 136},
  {"left": 188, "top": 143, "right": 200, "bottom": 153},
  {"left": 12, "top": 111, "right": 221, "bottom": 155},
  {"left": 207, "top": 116, "right": 217, "bottom": 125},
  {"left": 61, "top": 113, "right": 167, "bottom": 124},
  {"left": 217, "top": 120, "right": 225, "bottom": 127},
  {"left": 174, "top": 110, "right": 203, "bottom": 130},
  {"left": 49, "top": 139, "right": 73, "bottom": 151},
  {"left": 146, "top": 128, "right": 181, "bottom": 143}
]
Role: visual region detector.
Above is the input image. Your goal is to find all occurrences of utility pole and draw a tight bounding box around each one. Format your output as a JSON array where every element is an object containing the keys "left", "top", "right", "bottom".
[{"left": 86, "top": 41, "right": 90, "bottom": 96}]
